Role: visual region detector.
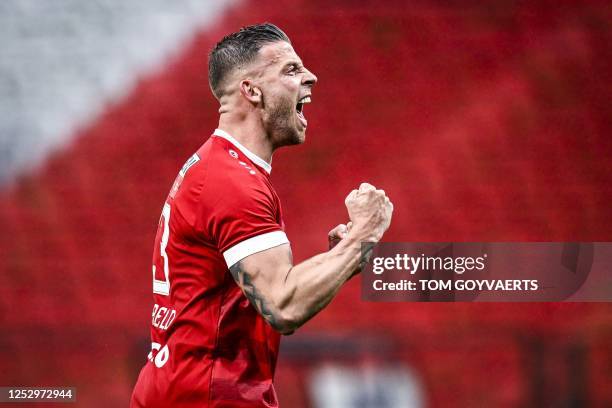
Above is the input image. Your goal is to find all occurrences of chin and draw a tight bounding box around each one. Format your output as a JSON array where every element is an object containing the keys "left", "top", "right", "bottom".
[
  {"left": 294, "top": 129, "right": 307, "bottom": 144},
  {"left": 276, "top": 127, "right": 305, "bottom": 147},
  {"left": 291, "top": 129, "right": 307, "bottom": 145}
]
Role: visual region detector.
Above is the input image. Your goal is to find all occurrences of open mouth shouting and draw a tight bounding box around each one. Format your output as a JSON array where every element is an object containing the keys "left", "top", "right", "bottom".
[{"left": 296, "top": 95, "right": 312, "bottom": 128}]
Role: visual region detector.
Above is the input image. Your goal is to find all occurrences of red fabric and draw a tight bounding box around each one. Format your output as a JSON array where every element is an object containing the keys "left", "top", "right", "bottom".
[{"left": 131, "top": 134, "right": 284, "bottom": 407}]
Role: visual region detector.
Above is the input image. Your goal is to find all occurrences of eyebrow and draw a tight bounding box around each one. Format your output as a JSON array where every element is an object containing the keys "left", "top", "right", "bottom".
[{"left": 282, "top": 60, "right": 304, "bottom": 70}]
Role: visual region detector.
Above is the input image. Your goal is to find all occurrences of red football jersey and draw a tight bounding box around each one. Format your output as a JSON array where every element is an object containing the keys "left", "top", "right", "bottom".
[{"left": 131, "top": 129, "right": 290, "bottom": 407}]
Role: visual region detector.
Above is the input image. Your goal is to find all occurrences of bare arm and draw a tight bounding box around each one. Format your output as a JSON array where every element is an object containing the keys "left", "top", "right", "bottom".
[{"left": 228, "top": 183, "right": 393, "bottom": 335}]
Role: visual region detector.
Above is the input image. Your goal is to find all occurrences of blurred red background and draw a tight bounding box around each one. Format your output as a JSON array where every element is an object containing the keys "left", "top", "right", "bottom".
[{"left": 0, "top": 0, "right": 610, "bottom": 406}]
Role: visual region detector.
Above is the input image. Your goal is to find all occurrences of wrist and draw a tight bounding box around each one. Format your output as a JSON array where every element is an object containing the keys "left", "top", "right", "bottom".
[{"left": 346, "top": 225, "right": 379, "bottom": 244}]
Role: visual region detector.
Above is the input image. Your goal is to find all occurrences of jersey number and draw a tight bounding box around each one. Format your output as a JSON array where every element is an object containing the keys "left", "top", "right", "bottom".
[
  {"left": 148, "top": 342, "right": 170, "bottom": 368},
  {"left": 150, "top": 204, "right": 172, "bottom": 368},
  {"left": 152, "top": 203, "right": 171, "bottom": 296}
]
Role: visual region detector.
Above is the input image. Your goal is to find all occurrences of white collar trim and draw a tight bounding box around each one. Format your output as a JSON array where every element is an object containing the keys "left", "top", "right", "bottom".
[{"left": 213, "top": 128, "right": 272, "bottom": 174}]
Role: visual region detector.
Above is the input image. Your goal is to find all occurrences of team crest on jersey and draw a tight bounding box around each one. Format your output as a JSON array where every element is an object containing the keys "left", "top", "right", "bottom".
[{"left": 170, "top": 153, "right": 200, "bottom": 198}]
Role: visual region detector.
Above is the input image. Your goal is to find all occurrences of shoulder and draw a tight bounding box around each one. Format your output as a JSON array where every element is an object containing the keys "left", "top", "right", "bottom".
[{"left": 203, "top": 136, "right": 273, "bottom": 205}]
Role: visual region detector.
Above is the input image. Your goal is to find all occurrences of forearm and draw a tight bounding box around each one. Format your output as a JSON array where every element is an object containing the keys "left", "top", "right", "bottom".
[{"left": 277, "top": 230, "right": 370, "bottom": 332}]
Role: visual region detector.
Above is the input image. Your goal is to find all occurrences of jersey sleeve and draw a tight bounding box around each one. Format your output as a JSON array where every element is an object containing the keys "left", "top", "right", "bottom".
[{"left": 200, "top": 179, "right": 289, "bottom": 268}]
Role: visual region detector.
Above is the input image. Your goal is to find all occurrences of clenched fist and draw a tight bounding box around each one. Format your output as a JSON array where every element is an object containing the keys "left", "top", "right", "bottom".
[
  {"left": 328, "top": 221, "right": 353, "bottom": 249},
  {"left": 344, "top": 182, "right": 393, "bottom": 242}
]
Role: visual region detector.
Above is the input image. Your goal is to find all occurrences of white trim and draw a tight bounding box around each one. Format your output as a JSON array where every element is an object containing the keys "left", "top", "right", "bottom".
[
  {"left": 223, "top": 231, "right": 289, "bottom": 267},
  {"left": 213, "top": 128, "right": 272, "bottom": 174},
  {"left": 179, "top": 153, "right": 200, "bottom": 177}
]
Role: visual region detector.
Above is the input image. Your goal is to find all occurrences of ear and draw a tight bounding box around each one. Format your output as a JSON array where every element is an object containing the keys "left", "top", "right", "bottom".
[{"left": 239, "top": 80, "right": 262, "bottom": 105}]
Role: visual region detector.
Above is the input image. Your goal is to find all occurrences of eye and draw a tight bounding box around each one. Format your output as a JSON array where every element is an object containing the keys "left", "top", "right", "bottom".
[{"left": 286, "top": 64, "right": 299, "bottom": 75}]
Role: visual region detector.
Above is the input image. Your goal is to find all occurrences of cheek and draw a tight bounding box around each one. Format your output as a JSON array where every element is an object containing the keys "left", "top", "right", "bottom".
[
  {"left": 277, "top": 77, "right": 300, "bottom": 96},
  {"left": 261, "top": 81, "right": 298, "bottom": 115},
  {"left": 271, "top": 93, "right": 295, "bottom": 114},
  {"left": 265, "top": 88, "right": 287, "bottom": 107}
]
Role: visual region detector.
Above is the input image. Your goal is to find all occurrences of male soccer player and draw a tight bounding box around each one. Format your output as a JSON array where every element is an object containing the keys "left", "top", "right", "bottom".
[{"left": 130, "top": 23, "right": 393, "bottom": 407}]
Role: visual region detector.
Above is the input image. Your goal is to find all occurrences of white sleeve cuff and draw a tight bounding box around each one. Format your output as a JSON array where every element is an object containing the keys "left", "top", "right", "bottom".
[{"left": 223, "top": 230, "right": 290, "bottom": 268}]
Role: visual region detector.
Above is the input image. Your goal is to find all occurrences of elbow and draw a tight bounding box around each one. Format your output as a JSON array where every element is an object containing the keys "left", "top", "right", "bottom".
[
  {"left": 267, "top": 307, "right": 303, "bottom": 335},
  {"left": 266, "top": 285, "right": 303, "bottom": 335},
  {"left": 272, "top": 323, "right": 296, "bottom": 336}
]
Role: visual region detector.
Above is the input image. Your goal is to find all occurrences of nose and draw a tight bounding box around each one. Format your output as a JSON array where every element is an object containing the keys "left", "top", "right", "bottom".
[{"left": 302, "top": 67, "right": 317, "bottom": 87}]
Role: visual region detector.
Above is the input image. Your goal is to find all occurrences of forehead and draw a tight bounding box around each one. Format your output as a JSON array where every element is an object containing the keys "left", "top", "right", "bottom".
[{"left": 256, "top": 41, "right": 301, "bottom": 67}]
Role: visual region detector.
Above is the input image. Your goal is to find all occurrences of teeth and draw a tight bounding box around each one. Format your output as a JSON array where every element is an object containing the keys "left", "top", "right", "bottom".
[{"left": 299, "top": 96, "right": 312, "bottom": 104}]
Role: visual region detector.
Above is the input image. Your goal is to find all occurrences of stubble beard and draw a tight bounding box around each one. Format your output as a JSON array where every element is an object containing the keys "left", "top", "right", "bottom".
[{"left": 264, "top": 95, "right": 304, "bottom": 149}]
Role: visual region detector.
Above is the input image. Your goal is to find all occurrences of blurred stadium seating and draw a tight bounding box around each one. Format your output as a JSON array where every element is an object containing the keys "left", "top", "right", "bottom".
[{"left": 0, "top": 0, "right": 611, "bottom": 406}]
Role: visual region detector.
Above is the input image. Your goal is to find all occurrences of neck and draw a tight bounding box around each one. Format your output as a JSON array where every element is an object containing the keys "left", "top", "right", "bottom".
[{"left": 217, "top": 111, "right": 274, "bottom": 164}]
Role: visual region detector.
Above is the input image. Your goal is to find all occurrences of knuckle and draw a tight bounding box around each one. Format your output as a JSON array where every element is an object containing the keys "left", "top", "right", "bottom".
[{"left": 345, "top": 191, "right": 356, "bottom": 203}]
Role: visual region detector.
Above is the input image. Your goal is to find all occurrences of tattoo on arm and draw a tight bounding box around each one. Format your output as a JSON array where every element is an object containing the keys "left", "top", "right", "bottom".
[
  {"left": 359, "top": 242, "right": 375, "bottom": 271},
  {"left": 229, "top": 261, "right": 279, "bottom": 328}
]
